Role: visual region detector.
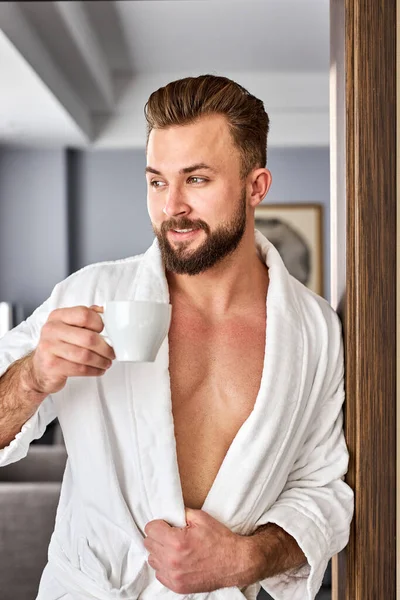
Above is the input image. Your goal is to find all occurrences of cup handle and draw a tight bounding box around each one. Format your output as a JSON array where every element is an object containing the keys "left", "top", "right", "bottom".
[
  {"left": 100, "top": 327, "right": 113, "bottom": 348},
  {"left": 90, "top": 305, "right": 113, "bottom": 349}
]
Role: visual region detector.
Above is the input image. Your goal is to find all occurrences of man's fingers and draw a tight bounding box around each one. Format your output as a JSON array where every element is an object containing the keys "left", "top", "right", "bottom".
[
  {"left": 147, "top": 553, "right": 159, "bottom": 570},
  {"left": 144, "top": 536, "right": 164, "bottom": 554},
  {"left": 43, "top": 320, "right": 115, "bottom": 361},
  {"left": 52, "top": 340, "right": 112, "bottom": 370},
  {"left": 90, "top": 305, "right": 104, "bottom": 314},
  {"left": 144, "top": 519, "right": 174, "bottom": 545},
  {"left": 185, "top": 508, "right": 201, "bottom": 526},
  {"left": 44, "top": 354, "right": 107, "bottom": 378},
  {"left": 48, "top": 306, "right": 104, "bottom": 333}
]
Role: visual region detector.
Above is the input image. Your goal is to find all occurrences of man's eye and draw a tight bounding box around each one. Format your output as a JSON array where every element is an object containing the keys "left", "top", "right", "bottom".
[
  {"left": 150, "top": 180, "right": 166, "bottom": 188},
  {"left": 188, "top": 176, "right": 207, "bottom": 184}
]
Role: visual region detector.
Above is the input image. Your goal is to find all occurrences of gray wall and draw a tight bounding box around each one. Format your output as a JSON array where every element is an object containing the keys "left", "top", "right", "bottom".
[
  {"left": 0, "top": 146, "right": 330, "bottom": 322},
  {"left": 264, "top": 147, "right": 330, "bottom": 299},
  {"left": 0, "top": 149, "right": 68, "bottom": 318},
  {"left": 68, "top": 150, "right": 153, "bottom": 272}
]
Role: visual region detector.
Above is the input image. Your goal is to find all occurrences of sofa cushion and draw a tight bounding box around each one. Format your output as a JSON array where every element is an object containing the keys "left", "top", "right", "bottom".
[
  {"left": 0, "top": 447, "right": 67, "bottom": 482},
  {"left": 0, "top": 482, "right": 61, "bottom": 600}
]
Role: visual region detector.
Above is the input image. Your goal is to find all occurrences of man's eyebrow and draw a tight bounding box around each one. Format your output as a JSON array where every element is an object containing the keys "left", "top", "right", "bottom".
[
  {"left": 145, "top": 166, "right": 162, "bottom": 175},
  {"left": 145, "top": 163, "right": 217, "bottom": 176},
  {"left": 180, "top": 163, "right": 217, "bottom": 174}
]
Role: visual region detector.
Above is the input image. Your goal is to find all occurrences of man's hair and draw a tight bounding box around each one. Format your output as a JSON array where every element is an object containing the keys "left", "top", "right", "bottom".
[{"left": 144, "top": 74, "right": 270, "bottom": 179}]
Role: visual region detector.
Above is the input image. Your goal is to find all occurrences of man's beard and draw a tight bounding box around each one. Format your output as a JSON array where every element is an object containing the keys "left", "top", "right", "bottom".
[{"left": 153, "top": 187, "right": 247, "bottom": 276}]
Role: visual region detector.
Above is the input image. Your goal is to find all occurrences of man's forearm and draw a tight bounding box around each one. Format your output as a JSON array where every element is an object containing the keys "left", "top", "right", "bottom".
[
  {"left": 0, "top": 352, "right": 46, "bottom": 449},
  {"left": 233, "top": 522, "right": 308, "bottom": 588},
  {"left": 248, "top": 522, "right": 308, "bottom": 579}
]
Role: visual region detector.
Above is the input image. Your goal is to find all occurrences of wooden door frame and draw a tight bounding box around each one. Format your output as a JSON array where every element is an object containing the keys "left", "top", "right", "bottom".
[{"left": 330, "top": 0, "right": 397, "bottom": 598}]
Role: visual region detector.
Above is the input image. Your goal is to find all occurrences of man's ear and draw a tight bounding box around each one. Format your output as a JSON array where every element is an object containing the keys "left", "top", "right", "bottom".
[{"left": 248, "top": 169, "right": 272, "bottom": 208}]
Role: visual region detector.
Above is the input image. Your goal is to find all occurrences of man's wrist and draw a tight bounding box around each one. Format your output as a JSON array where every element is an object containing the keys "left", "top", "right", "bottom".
[
  {"left": 19, "top": 353, "right": 47, "bottom": 402},
  {"left": 224, "top": 533, "right": 269, "bottom": 589},
  {"left": 228, "top": 523, "right": 308, "bottom": 588}
]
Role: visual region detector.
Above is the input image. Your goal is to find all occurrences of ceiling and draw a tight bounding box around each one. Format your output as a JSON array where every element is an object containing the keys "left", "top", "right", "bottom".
[
  {"left": 115, "top": 1, "right": 329, "bottom": 74},
  {"left": 0, "top": 0, "right": 330, "bottom": 148}
]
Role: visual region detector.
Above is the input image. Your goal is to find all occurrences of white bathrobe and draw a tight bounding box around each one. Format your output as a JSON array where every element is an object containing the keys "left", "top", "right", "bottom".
[{"left": 0, "top": 231, "right": 354, "bottom": 600}]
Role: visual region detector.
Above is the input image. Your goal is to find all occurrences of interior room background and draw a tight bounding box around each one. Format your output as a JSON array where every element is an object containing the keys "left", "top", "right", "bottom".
[
  {"left": 0, "top": 2, "right": 332, "bottom": 599},
  {"left": 0, "top": 145, "right": 330, "bottom": 321}
]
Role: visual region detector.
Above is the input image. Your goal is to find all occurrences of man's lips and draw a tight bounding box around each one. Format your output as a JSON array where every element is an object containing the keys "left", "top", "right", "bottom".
[{"left": 167, "top": 228, "right": 202, "bottom": 241}]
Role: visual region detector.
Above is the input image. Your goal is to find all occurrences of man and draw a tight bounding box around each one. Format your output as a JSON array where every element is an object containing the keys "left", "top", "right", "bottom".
[{"left": 0, "top": 75, "right": 353, "bottom": 599}]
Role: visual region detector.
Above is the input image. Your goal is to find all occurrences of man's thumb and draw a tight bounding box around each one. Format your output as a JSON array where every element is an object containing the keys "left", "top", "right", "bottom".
[{"left": 185, "top": 507, "right": 201, "bottom": 526}]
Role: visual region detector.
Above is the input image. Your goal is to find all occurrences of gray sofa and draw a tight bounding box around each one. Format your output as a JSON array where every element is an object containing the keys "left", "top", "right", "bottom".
[{"left": 0, "top": 446, "right": 67, "bottom": 600}]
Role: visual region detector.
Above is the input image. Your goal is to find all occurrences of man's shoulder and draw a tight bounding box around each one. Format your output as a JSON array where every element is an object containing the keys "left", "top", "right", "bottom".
[
  {"left": 289, "top": 275, "right": 342, "bottom": 335},
  {"left": 52, "top": 253, "right": 146, "bottom": 303},
  {"left": 288, "top": 278, "right": 343, "bottom": 382},
  {"left": 69, "top": 253, "right": 144, "bottom": 280}
]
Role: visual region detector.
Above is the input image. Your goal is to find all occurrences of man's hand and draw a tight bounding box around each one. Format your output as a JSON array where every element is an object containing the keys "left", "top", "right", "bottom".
[
  {"left": 144, "top": 508, "right": 256, "bottom": 594},
  {"left": 27, "top": 305, "right": 115, "bottom": 396}
]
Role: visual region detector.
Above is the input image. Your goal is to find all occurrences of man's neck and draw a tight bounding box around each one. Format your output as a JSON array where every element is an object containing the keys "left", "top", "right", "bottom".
[{"left": 166, "top": 235, "right": 269, "bottom": 318}]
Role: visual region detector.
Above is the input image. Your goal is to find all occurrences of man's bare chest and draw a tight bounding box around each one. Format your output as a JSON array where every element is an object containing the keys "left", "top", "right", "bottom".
[{"left": 168, "top": 309, "right": 266, "bottom": 508}]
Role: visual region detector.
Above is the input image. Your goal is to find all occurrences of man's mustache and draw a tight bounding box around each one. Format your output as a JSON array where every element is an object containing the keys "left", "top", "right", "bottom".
[{"left": 160, "top": 219, "right": 210, "bottom": 234}]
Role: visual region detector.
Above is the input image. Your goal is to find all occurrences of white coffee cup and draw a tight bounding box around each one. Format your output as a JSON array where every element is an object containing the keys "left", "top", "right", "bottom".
[{"left": 99, "top": 301, "right": 172, "bottom": 362}]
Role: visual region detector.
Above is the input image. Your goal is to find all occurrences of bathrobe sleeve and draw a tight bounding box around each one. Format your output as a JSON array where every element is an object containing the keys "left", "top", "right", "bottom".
[
  {"left": 0, "top": 290, "right": 59, "bottom": 467},
  {"left": 256, "top": 326, "right": 354, "bottom": 600}
]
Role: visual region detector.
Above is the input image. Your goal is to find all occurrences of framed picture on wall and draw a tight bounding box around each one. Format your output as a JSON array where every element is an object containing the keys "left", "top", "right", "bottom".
[{"left": 254, "top": 203, "right": 323, "bottom": 296}]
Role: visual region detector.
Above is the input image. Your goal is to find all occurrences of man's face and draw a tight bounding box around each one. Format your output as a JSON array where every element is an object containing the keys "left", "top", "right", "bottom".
[{"left": 146, "top": 114, "right": 249, "bottom": 276}]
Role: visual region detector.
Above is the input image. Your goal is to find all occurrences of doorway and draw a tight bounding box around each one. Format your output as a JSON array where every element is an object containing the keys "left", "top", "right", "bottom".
[{"left": 330, "top": 0, "right": 396, "bottom": 598}]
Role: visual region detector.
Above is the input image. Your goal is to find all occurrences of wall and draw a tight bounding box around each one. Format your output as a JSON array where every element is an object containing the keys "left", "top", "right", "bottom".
[
  {"left": 0, "top": 148, "right": 68, "bottom": 318},
  {"left": 263, "top": 147, "right": 330, "bottom": 299},
  {"left": 67, "top": 149, "right": 152, "bottom": 272},
  {"left": 0, "top": 146, "right": 330, "bottom": 322}
]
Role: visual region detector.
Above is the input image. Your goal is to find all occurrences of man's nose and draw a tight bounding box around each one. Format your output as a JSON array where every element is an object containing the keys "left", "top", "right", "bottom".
[{"left": 163, "top": 187, "right": 190, "bottom": 218}]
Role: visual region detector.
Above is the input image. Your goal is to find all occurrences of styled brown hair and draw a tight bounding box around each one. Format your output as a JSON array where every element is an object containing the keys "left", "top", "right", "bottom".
[{"left": 144, "top": 74, "right": 270, "bottom": 179}]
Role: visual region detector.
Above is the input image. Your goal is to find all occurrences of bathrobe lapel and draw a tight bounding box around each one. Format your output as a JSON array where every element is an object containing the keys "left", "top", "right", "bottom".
[
  {"left": 127, "top": 242, "right": 186, "bottom": 528},
  {"left": 127, "top": 231, "right": 305, "bottom": 536},
  {"left": 202, "top": 231, "right": 306, "bottom": 532}
]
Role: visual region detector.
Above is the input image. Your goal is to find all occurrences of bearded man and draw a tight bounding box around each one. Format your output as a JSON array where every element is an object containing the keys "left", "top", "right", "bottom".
[{"left": 0, "top": 75, "right": 353, "bottom": 600}]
